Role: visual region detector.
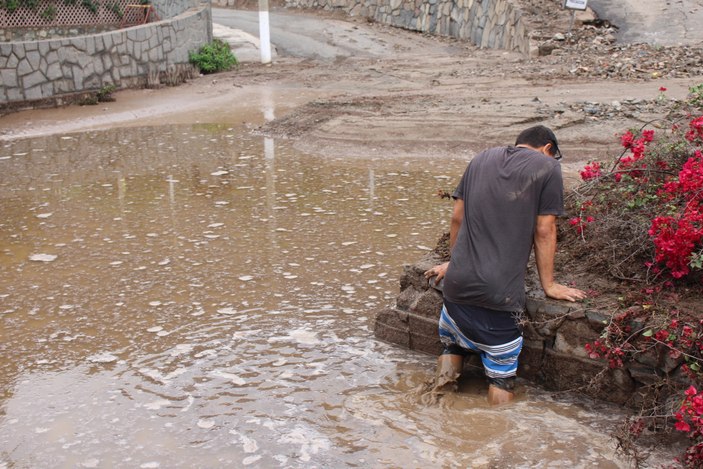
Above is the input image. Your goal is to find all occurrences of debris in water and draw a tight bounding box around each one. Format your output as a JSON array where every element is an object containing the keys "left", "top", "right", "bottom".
[
  {"left": 197, "top": 418, "right": 215, "bottom": 429},
  {"left": 88, "top": 352, "right": 118, "bottom": 363},
  {"left": 211, "top": 370, "right": 246, "bottom": 385},
  {"left": 29, "top": 253, "right": 57, "bottom": 262}
]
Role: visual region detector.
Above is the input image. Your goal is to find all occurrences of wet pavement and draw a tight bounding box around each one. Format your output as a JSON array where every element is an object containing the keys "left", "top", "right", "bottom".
[{"left": 0, "top": 123, "right": 672, "bottom": 468}]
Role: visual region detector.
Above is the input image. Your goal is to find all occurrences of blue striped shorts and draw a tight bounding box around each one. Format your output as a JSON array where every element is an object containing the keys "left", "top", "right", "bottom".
[{"left": 438, "top": 305, "right": 523, "bottom": 379}]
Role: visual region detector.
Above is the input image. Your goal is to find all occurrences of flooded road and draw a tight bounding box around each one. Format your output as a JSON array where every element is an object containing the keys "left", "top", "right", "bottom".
[{"left": 0, "top": 124, "right": 647, "bottom": 468}]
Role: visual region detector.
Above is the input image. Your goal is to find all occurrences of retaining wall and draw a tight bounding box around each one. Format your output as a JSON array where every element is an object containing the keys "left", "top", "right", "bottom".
[
  {"left": 374, "top": 251, "right": 687, "bottom": 408},
  {"left": 227, "top": 0, "right": 531, "bottom": 54},
  {"left": 0, "top": 0, "right": 212, "bottom": 107}
]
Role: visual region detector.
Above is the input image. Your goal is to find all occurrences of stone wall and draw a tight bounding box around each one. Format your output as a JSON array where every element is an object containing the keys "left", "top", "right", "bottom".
[
  {"left": 0, "top": 1, "right": 212, "bottom": 107},
  {"left": 374, "top": 251, "right": 687, "bottom": 408},
  {"left": 277, "top": 0, "right": 531, "bottom": 54},
  {"left": 155, "top": 0, "right": 205, "bottom": 20}
]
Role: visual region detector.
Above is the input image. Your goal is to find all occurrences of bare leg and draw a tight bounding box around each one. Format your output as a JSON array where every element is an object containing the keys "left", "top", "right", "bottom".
[
  {"left": 487, "top": 384, "right": 514, "bottom": 405},
  {"left": 416, "top": 353, "right": 464, "bottom": 405},
  {"left": 435, "top": 354, "right": 463, "bottom": 388}
]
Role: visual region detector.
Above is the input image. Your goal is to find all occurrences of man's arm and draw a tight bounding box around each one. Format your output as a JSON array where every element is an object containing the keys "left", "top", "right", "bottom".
[
  {"left": 424, "top": 198, "right": 464, "bottom": 283},
  {"left": 449, "top": 198, "right": 464, "bottom": 250},
  {"left": 534, "top": 214, "right": 587, "bottom": 302}
]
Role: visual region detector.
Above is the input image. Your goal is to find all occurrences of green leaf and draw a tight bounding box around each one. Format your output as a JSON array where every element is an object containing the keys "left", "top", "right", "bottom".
[{"left": 642, "top": 329, "right": 653, "bottom": 337}]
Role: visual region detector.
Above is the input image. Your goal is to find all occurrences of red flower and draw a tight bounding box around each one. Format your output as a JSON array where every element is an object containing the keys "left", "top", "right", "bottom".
[
  {"left": 677, "top": 421, "right": 692, "bottom": 432},
  {"left": 580, "top": 161, "right": 602, "bottom": 181},
  {"left": 620, "top": 130, "right": 635, "bottom": 149},
  {"left": 659, "top": 86, "right": 668, "bottom": 92}
]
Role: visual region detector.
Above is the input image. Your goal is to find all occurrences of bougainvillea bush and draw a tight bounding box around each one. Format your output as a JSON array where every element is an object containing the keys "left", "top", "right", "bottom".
[{"left": 563, "top": 84, "right": 703, "bottom": 467}]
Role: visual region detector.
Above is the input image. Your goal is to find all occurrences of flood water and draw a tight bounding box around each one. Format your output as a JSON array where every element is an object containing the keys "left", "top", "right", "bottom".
[{"left": 0, "top": 124, "right": 650, "bottom": 468}]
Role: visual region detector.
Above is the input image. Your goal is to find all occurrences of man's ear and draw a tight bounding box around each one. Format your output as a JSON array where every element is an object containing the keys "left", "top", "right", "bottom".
[{"left": 538, "top": 142, "right": 554, "bottom": 157}]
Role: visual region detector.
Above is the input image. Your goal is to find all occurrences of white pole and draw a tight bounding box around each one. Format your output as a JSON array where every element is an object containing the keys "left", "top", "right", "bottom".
[{"left": 258, "top": 0, "right": 272, "bottom": 64}]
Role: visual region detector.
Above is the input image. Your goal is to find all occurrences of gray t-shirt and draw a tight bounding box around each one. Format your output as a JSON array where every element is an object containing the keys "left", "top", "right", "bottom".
[{"left": 443, "top": 146, "right": 565, "bottom": 312}]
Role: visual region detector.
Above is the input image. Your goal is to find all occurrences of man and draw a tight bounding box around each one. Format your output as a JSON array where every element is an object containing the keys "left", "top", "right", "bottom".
[{"left": 424, "top": 125, "right": 586, "bottom": 405}]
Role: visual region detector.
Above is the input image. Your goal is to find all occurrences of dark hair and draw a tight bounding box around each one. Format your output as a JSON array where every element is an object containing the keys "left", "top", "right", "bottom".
[{"left": 515, "top": 125, "right": 562, "bottom": 160}]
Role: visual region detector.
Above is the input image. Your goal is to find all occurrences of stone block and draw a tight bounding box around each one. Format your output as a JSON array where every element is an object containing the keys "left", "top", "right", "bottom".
[
  {"left": 70, "top": 37, "right": 87, "bottom": 52},
  {"left": 84, "top": 74, "right": 100, "bottom": 90},
  {"left": 524, "top": 307, "right": 566, "bottom": 338},
  {"left": 102, "top": 54, "right": 113, "bottom": 71},
  {"left": 0, "top": 69, "right": 18, "bottom": 87},
  {"left": 540, "top": 348, "right": 635, "bottom": 405},
  {"left": 12, "top": 43, "right": 25, "bottom": 58},
  {"left": 38, "top": 41, "right": 50, "bottom": 56},
  {"left": 72, "top": 65, "right": 84, "bottom": 90},
  {"left": 103, "top": 33, "right": 114, "bottom": 50},
  {"left": 409, "top": 288, "right": 442, "bottom": 319},
  {"left": 375, "top": 322, "right": 411, "bottom": 349},
  {"left": 553, "top": 318, "right": 601, "bottom": 358},
  {"left": 396, "top": 286, "right": 420, "bottom": 311},
  {"left": 518, "top": 342, "right": 545, "bottom": 381},
  {"left": 409, "top": 328, "right": 443, "bottom": 355},
  {"left": 375, "top": 306, "right": 410, "bottom": 332},
  {"left": 586, "top": 310, "right": 609, "bottom": 330},
  {"left": 0, "top": 44, "right": 12, "bottom": 58},
  {"left": 26, "top": 51, "right": 41, "bottom": 70},
  {"left": 60, "top": 47, "right": 79, "bottom": 66},
  {"left": 46, "top": 50, "right": 59, "bottom": 65},
  {"left": 55, "top": 79, "right": 73, "bottom": 93},
  {"left": 17, "top": 58, "right": 32, "bottom": 77},
  {"left": 24, "top": 84, "right": 43, "bottom": 100},
  {"left": 94, "top": 57, "right": 104, "bottom": 76},
  {"left": 407, "top": 310, "right": 439, "bottom": 340},
  {"left": 6, "top": 53, "right": 18, "bottom": 69},
  {"left": 41, "top": 82, "right": 53, "bottom": 97},
  {"left": 149, "top": 48, "right": 163, "bottom": 62},
  {"left": 23, "top": 70, "right": 46, "bottom": 89},
  {"left": 7, "top": 87, "right": 24, "bottom": 101}
]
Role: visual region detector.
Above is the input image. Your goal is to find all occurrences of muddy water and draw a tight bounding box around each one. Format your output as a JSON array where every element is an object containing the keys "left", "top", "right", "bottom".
[{"left": 0, "top": 125, "right": 640, "bottom": 468}]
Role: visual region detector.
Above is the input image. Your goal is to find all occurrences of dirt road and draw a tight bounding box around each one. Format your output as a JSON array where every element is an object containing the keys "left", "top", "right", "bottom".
[{"left": 1, "top": 7, "right": 702, "bottom": 187}]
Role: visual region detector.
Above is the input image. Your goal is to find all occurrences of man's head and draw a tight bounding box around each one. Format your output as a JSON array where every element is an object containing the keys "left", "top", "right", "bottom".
[{"left": 515, "top": 125, "right": 562, "bottom": 160}]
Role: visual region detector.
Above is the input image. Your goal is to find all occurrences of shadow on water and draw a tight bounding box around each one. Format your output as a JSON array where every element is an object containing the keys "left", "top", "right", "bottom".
[{"left": 0, "top": 124, "right": 651, "bottom": 467}]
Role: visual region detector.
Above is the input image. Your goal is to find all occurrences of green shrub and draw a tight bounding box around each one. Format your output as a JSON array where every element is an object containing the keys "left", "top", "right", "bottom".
[{"left": 189, "top": 39, "right": 238, "bottom": 74}]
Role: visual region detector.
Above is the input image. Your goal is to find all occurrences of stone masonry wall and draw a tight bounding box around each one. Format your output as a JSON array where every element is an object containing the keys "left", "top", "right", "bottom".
[
  {"left": 278, "top": 0, "right": 530, "bottom": 54},
  {"left": 0, "top": 1, "right": 212, "bottom": 107},
  {"left": 374, "top": 251, "right": 687, "bottom": 408}
]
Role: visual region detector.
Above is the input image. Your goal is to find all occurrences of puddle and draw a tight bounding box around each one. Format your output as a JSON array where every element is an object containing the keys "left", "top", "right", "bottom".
[{"left": 0, "top": 124, "right": 668, "bottom": 467}]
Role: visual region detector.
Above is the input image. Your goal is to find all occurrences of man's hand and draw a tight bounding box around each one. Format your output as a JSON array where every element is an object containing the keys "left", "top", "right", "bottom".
[
  {"left": 424, "top": 262, "right": 449, "bottom": 285},
  {"left": 543, "top": 282, "right": 587, "bottom": 302}
]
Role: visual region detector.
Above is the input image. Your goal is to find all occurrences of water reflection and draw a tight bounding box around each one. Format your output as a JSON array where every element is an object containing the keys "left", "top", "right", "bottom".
[{"left": 0, "top": 125, "right": 652, "bottom": 467}]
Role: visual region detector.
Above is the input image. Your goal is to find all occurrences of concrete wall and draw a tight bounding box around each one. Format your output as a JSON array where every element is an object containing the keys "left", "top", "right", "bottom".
[
  {"left": 256, "top": 0, "right": 531, "bottom": 54},
  {"left": 0, "top": 0, "right": 212, "bottom": 107},
  {"left": 374, "top": 251, "right": 687, "bottom": 408}
]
